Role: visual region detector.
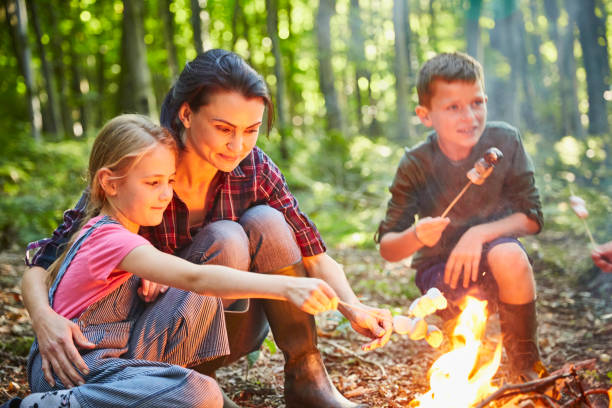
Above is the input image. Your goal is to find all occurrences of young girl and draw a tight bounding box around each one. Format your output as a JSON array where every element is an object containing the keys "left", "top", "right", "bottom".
[{"left": 13, "top": 114, "right": 338, "bottom": 408}]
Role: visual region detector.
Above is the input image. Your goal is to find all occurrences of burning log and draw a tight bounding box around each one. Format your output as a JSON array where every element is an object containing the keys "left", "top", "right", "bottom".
[
  {"left": 441, "top": 147, "right": 503, "bottom": 218},
  {"left": 474, "top": 360, "right": 611, "bottom": 408}
]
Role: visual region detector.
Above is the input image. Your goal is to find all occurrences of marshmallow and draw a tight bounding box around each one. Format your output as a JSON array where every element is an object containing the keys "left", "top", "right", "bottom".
[
  {"left": 393, "top": 315, "right": 428, "bottom": 340},
  {"left": 569, "top": 195, "right": 589, "bottom": 219},
  {"left": 425, "top": 325, "right": 443, "bottom": 348}
]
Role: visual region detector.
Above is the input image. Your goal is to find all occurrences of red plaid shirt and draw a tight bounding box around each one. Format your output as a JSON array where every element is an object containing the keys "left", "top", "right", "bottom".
[{"left": 27, "top": 147, "right": 326, "bottom": 268}]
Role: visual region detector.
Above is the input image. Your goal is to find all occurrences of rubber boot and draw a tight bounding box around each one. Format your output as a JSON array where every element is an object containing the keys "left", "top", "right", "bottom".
[
  {"left": 498, "top": 301, "right": 548, "bottom": 383},
  {"left": 191, "top": 301, "right": 269, "bottom": 408},
  {"left": 262, "top": 261, "right": 367, "bottom": 408}
]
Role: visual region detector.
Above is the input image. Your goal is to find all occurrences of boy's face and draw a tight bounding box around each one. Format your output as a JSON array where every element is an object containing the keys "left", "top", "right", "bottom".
[{"left": 415, "top": 79, "right": 487, "bottom": 160}]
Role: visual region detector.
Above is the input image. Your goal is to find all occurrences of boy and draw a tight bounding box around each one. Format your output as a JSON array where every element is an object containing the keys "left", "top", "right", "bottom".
[{"left": 377, "top": 52, "right": 546, "bottom": 382}]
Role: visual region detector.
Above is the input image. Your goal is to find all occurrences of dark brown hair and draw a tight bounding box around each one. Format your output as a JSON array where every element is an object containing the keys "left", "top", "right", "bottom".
[
  {"left": 160, "top": 49, "right": 274, "bottom": 149},
  {"left": 416, "top": 52, "right": 484, "bottom": 108}
]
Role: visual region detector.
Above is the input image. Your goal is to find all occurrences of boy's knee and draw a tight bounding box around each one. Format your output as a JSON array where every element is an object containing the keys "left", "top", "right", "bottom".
[{"left": 487, "top": 242, "right": 533, "bottom": 279}]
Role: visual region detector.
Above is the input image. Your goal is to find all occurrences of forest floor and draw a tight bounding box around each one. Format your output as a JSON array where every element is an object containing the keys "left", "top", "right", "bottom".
[{"left": 1, "top": 231, "right": 611, "bottom": 407}]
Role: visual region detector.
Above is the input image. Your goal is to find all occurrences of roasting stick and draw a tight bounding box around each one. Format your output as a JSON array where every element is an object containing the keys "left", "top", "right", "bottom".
[
  {"left": 440, "top": 181, "right": 472, "bottom": 218},
  {"left": 439, "top": 148, "right": 502, "bottom": 218},
  {"left": 568, "top": 191, "right": 598, "bottom": 248},
  {"left": 580, "top": 217, "right": 597, "bottom": 248}
]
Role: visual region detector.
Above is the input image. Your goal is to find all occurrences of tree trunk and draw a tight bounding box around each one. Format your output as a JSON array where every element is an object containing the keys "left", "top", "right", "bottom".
[
  {"left": 28, "top": 0, "right": 61, "bottom": 136},
  {"left": 348, "top": 0, "right": 366, "bottom": 133},
  {"left": 120, "top": 0, "right": 157, "bottom": 117},
  {"left": 12, "top": 0, "right": 41, "bottom": 140},
  {"left": 465, "top": 0, "right": 482, "bottom": 60},
  {"left": 316, "top": 0, "right": 343, "bottom": 133},
  {"left": 231, "top": 0, "right": 242, "bottom": 50},
  {"left": 160, "top": 0, "right": 179, "bottom": 79},
  {"left": 567, "top": 0, "right": 609, "bottom": 135},
  {"left": 544, "top": 0, "right": 583, "bottom": 138},
  {"left": 191, "top": 0, "right": 209, "bottom": 54},
  {"left": 427, "top": 0, "right": 438, "bottom": 52},
  {"left": 489, "top": 2, "right": 535, "bottom": 129},
  {"left": 265, "top": 0, "right": 289, "bottom": 160},
  {"left": 47, "top": 6, "right": 73, "bottom": 137},
  {"left": 69, "top": 24, "right": 89, "bottom": 137},
  {"left": 393, "top": 0, "right": 410, "bottom": 141}
]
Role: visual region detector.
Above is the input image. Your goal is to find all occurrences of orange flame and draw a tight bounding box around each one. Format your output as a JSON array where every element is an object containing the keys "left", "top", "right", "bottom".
[{"left": 410, "top": 296, "right": 502, "bottom": 408}]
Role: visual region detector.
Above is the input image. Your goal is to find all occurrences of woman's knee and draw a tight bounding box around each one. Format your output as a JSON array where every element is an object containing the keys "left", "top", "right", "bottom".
[
  {"left": 182, "top": 220, "right": 250, "bottom": 270},
  {"left": 240, "top": 206, "right": 301, "bottom": 270}
]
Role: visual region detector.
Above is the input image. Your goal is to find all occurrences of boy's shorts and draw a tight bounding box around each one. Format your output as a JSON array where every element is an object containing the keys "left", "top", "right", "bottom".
[{"left": 415, "top": 237, "right": 529, "bottom": 319}]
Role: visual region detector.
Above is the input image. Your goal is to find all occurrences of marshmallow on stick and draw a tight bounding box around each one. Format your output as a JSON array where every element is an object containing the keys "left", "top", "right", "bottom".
[
  {"left": 440, "top": 147, "right": 504, "bottom": 218},
  {"left": 408, "top": 287, "right": 448, "bottom": 318},
  {"left": 425, "top": 325, "right": 444, "bottom": 348},
  {"left": 569, "top": 194, "right": 597, "bottom": 247},
  {"left": 393, "top": 315, "right": 428, "bottom": 340},
  {"left": 392, "top": 288, "right": 448, "bottom": 348}
]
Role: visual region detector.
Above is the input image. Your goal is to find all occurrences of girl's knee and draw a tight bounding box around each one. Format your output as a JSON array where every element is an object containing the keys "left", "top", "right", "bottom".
[{"left": 189, "top": 373, "right": 223, "bottom": 408}]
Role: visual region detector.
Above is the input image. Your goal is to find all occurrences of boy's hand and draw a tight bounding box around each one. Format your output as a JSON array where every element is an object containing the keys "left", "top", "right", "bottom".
[
  {"left": 444, "top": 227, "right": 487, "bottom": 289},
  {"left": 592, "top": 241, "right": 612, "bottom": 273},
  {"left": 415, "top": 217, "right": 450, "bottom": 247}
]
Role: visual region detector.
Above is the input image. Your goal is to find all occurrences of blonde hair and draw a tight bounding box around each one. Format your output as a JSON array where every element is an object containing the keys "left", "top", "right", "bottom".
[{"left": 46, "top": 114, "right": 177, "bottom": 287}]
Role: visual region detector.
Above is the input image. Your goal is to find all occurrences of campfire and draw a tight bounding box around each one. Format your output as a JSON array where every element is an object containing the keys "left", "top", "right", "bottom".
[
  {"left": 409, "top": 296, "right": 502, "bottom": 407},
  {"left": 404, "top": 296, "right": 612, "bottom": 408}
]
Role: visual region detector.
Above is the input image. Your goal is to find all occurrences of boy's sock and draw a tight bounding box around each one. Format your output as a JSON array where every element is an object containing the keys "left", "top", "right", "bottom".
[{"left": 20, "top": 389, "right": 81, "bottom": 408}]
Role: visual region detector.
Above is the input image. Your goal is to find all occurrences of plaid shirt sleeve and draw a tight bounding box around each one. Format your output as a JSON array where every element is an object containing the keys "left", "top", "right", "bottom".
[
  {"left": 25, "top": 191, "right": 89, "bottom": 268},
  {"left": 254, "top": 149, "right": 326, "bottom": 257}
]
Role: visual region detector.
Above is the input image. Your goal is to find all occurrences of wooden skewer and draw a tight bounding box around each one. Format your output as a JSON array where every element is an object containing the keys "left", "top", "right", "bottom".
[
  {"left": 580, "top": 217, "right": 598, "bottom": 248},
  {"left": 568, "top": 187, "right": 598, "bottom": 248},
  {"left": 440, "top": 181, "right": 472, "bottom": 218}
]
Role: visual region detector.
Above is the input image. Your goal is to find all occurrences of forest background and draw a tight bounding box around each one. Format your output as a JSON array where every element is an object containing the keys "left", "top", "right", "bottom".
[
  {"left": 1, "top": 0, "right": 611, "bottom": 262},
  {"left": 1, "top": 0, "right": 612, "bottom": 404}
]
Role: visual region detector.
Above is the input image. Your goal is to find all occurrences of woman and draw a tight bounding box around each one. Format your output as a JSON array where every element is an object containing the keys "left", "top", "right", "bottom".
[{"left": 22, "top": 49, "right": 392, "bottom": 408}]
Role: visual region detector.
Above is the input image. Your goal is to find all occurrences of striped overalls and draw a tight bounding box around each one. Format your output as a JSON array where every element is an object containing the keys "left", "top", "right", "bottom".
[{"left": 27, "top": 217, "right": 230, "bottom": 407}]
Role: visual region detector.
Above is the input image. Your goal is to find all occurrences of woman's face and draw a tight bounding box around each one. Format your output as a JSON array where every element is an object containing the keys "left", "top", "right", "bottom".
[{"left": 179, "top": 91, "right": 265, "bottom": 172}]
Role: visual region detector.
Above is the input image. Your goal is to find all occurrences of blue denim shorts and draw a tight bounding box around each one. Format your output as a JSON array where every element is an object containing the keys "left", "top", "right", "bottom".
[{"left": 415, "top": 237, "right": 529, "bottom": 318}]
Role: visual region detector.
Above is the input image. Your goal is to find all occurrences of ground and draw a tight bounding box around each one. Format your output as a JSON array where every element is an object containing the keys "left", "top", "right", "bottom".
[{"left": 1, "top": 232, "right": 611, "bottom": 407}]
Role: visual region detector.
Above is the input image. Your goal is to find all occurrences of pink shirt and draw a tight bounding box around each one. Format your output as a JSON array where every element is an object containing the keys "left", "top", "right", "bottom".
[{"left": 53, "top": 215, "right": 151, "bottom": 319}]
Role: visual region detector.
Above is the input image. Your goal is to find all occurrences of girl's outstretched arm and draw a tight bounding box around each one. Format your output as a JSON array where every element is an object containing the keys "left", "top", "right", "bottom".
[{"left": 120, "top": 245, "right": 339, "bottom": 315}]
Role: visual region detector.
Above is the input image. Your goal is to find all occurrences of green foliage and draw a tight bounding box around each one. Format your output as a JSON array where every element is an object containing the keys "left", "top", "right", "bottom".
[{"left": 0, "top": 134, "right": 90, "bottom": 250}]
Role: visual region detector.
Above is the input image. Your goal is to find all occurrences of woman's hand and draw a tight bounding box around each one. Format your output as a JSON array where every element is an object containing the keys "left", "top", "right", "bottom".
[
  {"left": 32, "top": 309, "right": 95, "bottom": 388},
  {"left": 444, "top": 226, "right": 487, "bottom": 289},
  {"left": 344, "top": 303, "right": 392, "bottom": 351},
  {"left": 285, "top": 277, "right": 339, "bottom": 315},
  {"left": 137, "top": 279, "right": 168, "bottom": 302}
]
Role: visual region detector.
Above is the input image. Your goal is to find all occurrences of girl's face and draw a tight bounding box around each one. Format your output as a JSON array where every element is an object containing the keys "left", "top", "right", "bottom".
[
  {"left": 104, "top": 144, "right": 176, "bottom": 232},
  {"left": 179, "top": 91, "right": 265, "bottom": 172}
]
